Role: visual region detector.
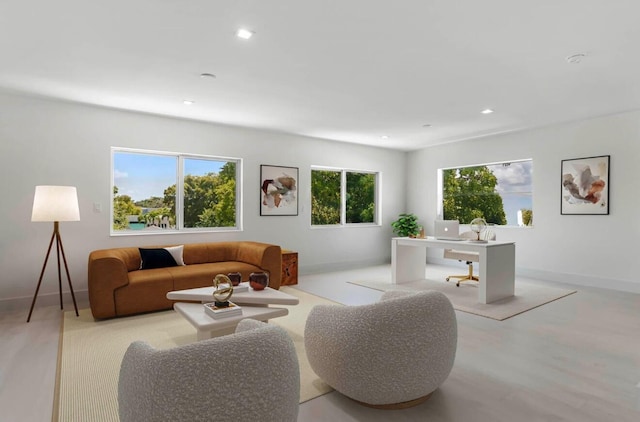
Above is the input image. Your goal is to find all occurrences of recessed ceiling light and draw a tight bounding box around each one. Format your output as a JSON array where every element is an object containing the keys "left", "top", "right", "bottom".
[
  {"left": 381, "top": 135, "right": 389, "bottom": 140},
  {"left": 183, "top": 100, "right": 195, "bottom": 105},
  {"left": 236, "top": 28, "right": 254, "bottom": 39},
  {"left": 566, "top": 53, "right": 586, "bottom": 64},
  {"left": 200, "top": 73, "right": 216, "bottom": 79},
  {"left": 481, "top": 109, "right": 494, "bottom": 114}
]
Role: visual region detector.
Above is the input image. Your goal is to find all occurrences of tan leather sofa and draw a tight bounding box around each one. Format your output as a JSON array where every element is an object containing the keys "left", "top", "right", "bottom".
[{"left": 88, "top": 241, "right": 282, "bottom": 319}]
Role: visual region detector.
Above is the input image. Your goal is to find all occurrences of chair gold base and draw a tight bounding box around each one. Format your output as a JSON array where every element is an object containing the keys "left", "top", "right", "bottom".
[
  {"left": 351, "top": 391, "right": 434, "bottom": 409},
  {"left": 445, "top": 261, "right": 478, "bottom": 287}
]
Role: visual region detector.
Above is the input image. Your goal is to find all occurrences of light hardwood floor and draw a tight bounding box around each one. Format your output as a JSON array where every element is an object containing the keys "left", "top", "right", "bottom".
[{"left": 1, "top": 264, "right": 639, "bottom": 421}]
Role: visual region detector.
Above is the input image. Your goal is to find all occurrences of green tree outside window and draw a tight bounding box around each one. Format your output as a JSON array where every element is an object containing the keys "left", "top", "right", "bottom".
[
  {"left": 311, "top": 169, "right": 378, "bottom": 225},
  {"left": 311, "top": 170, "right": 341, "bottom": 225},
  {"left": 346, "top": 172, "right": 375, "bottom": 223},
  {"left": 112, "top": 150, "right": 238, "bottom": 232},
  {"left": 442, "top": 166, "right": 507, "bottom": 225}
]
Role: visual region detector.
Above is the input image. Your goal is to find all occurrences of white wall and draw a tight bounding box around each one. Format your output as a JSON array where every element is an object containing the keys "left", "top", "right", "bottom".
[
  {"left": 0, "top": 92, "right": 407, "bottom": 304},
  {"left": 407, "top": 110, "right": 640, "bottom": 293},
  {"left": 4, "top": 90, "right": 637, "bottom": 307}
]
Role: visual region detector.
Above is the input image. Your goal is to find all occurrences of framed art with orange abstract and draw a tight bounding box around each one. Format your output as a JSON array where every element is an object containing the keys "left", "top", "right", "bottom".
[
  {"left": 260, "top": 165, "right": 298, "bottom": 216},
  {"left": 561, "top": 155, "right": 609, "bottom": 215}
]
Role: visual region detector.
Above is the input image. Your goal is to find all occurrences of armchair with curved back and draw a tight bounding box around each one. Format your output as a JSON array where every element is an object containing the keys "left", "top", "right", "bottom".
[
  {"left": 118, "top": 319, "right": 300, "bottom": 422},
  {"left": 444, "top": 228, "right": 496, "bottom": 286},
  {"left": 304, "top": 290, "right": 457, "bottom": 409}
]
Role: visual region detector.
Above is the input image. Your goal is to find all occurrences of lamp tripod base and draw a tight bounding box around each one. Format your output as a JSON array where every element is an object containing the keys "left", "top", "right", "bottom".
[{"left": 27, "top": 221, "right": 79, "bottom": 322}]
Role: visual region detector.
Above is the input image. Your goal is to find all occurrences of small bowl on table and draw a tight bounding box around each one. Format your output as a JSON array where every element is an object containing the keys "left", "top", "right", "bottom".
[{"left": 249, "top": 272, "right": 269, "bottom": 291}]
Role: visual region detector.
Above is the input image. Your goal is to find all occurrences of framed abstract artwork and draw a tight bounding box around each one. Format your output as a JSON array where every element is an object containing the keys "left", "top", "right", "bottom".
[
  {"left": 260, "top": 165, "right": 298, "bottom": 216},
  {"left": 561, "top": 155, "right": 610, "bottom": 215}
]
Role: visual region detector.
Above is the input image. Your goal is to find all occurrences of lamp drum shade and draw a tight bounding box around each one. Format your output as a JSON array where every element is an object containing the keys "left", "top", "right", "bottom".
[{"left": 31, "top": 185, "right": 80, "bottom": 222}]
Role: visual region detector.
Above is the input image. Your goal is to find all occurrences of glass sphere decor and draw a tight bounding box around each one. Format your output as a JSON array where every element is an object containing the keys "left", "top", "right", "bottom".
[{"left": 470, "top": 218, "right": 487, "bottom": 241}]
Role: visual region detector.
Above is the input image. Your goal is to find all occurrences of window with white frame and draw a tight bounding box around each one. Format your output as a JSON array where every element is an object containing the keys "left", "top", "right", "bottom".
[
  {"left": 439, "top": 159, "right": 533, "bottom": 226},
  {"left": 311, "top": 167, "right": 379, "bottom": 226},
  {"left": 111, "top": 148, "right": 241, "bottom": 234}
]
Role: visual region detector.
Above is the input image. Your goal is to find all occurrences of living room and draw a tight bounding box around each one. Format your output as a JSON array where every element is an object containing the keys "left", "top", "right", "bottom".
[{"left": 1, "top": 1, "right": 639, "bottom": 421}]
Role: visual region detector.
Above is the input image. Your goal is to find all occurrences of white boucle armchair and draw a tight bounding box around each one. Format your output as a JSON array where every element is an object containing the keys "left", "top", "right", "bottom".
[
  {"left": 304, "top": 290, "right": 457, "bottom": 409},
  {"left": 118, "top": 319, "right": 300, "bottom": 422}
]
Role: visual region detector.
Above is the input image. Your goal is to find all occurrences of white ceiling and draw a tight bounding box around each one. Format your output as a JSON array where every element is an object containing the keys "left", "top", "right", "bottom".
[{"left": 2, "top": 0, "right": 640, "bottom": 151}]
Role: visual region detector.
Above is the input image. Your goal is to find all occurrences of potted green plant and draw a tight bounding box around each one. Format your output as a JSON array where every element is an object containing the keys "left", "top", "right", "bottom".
[{"left": 391, "top": 213, "right": 420, "bottom": 237}]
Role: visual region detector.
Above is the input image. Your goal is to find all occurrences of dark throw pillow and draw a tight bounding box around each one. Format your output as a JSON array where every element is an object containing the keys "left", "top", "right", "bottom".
[{"left": 139, "top": 248, "right": 178, "bottom": 270}]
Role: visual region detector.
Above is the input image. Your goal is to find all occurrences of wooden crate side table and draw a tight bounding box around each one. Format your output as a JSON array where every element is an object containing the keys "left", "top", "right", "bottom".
[{"left": 281, "top": 250, "right": 298, "bottom": 285}]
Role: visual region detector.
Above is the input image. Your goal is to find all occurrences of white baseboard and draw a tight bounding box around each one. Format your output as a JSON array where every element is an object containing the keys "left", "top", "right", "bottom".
[
  {"left": 515, "top": 268, "right": 640, "bottom": 294},
  {"left": 300, "top": 258, "right": 389, "bottom": 275},
  {"left": 0, "top": 290, "right": 89, "bottom": 313}
]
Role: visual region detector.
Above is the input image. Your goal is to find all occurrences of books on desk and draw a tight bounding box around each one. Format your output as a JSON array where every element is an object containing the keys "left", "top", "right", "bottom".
[{"left": 204, "top": 301, "right": 242, "bottom": 319}]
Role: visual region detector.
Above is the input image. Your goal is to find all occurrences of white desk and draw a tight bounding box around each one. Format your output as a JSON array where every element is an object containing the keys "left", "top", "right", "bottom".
[{"left": 391, "top": 236, "right": 515, "bottom": 304}]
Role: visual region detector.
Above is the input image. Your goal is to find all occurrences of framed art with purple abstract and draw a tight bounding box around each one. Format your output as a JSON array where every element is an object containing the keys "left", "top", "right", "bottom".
[
  {"left": 561, "top": 155, "right": 609, "bottom": 215},
  {"left": 260, "top": 165, "right": 298, "bottom": 216}
]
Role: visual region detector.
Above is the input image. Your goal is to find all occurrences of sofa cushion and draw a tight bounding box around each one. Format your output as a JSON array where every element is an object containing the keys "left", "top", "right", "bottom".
[
  {"left": 115, "top": 269, "right": 175, "bottom": 316},
  {"left": 183, "top": 242, "right": 238, "bottom": 265}
]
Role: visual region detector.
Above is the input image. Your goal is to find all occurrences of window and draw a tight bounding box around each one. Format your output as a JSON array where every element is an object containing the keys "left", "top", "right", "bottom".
[
  {"left": 439, "top": 160, "right": 533, "bottom": 226},
  {"left": 112, "top": 148, "right": 241, "bottom": 234},
  {"left": 311, "top": 167, "right": 379, "bottom": 226}
]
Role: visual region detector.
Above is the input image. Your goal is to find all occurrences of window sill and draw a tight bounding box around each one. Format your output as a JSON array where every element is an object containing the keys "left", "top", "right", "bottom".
[
  {"left": 310, "top": 223, "right": 381, "bottom": 229},
  {"left": 110, "top": 227, "right": 242, "bottom": 236}
]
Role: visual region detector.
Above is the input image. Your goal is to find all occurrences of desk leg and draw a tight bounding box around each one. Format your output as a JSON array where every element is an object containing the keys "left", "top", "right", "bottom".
[
  {"left": 392, "top": 240, "right": 427, "bottom": 284},
  {"left": 478, "top": 244, "right": 515, "bottom": 303}
]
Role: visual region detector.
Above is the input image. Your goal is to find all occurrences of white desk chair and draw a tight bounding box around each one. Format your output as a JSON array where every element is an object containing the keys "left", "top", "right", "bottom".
[{"left": 444, "top": 229, "right": 496, "bottom": 286}]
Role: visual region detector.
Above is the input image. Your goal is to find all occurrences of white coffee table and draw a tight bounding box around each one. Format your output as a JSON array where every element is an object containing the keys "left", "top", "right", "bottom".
[
  {"left": 173, "top": 302, "right": 289, "bottom": 340},
  {"left": 166, "top": 282, "right": 300, "bottom": 306},
  {"left": 167, "top": 283, "right": 299, "bottom": 340}
]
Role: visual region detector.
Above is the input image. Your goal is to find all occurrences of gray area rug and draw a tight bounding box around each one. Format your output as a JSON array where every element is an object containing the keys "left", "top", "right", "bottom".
[{"left": 348, "top": 279, "right": 576, "bottom": 321}]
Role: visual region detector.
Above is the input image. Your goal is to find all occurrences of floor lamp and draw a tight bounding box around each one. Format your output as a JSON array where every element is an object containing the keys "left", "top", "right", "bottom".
[{"left": 27, "top": 185, "right": 80, "bottom": 322}]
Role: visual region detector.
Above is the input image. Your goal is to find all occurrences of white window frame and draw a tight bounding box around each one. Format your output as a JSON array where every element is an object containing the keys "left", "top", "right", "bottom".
[
  {"left": 310, "top": 166, "right": 381, "bottom": 227},
  {"left": 111, "top": 147, "right": 243, "bottom": 235},
  {"left": 437, "top": 158, "right": 533, "bottom": 227}
]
